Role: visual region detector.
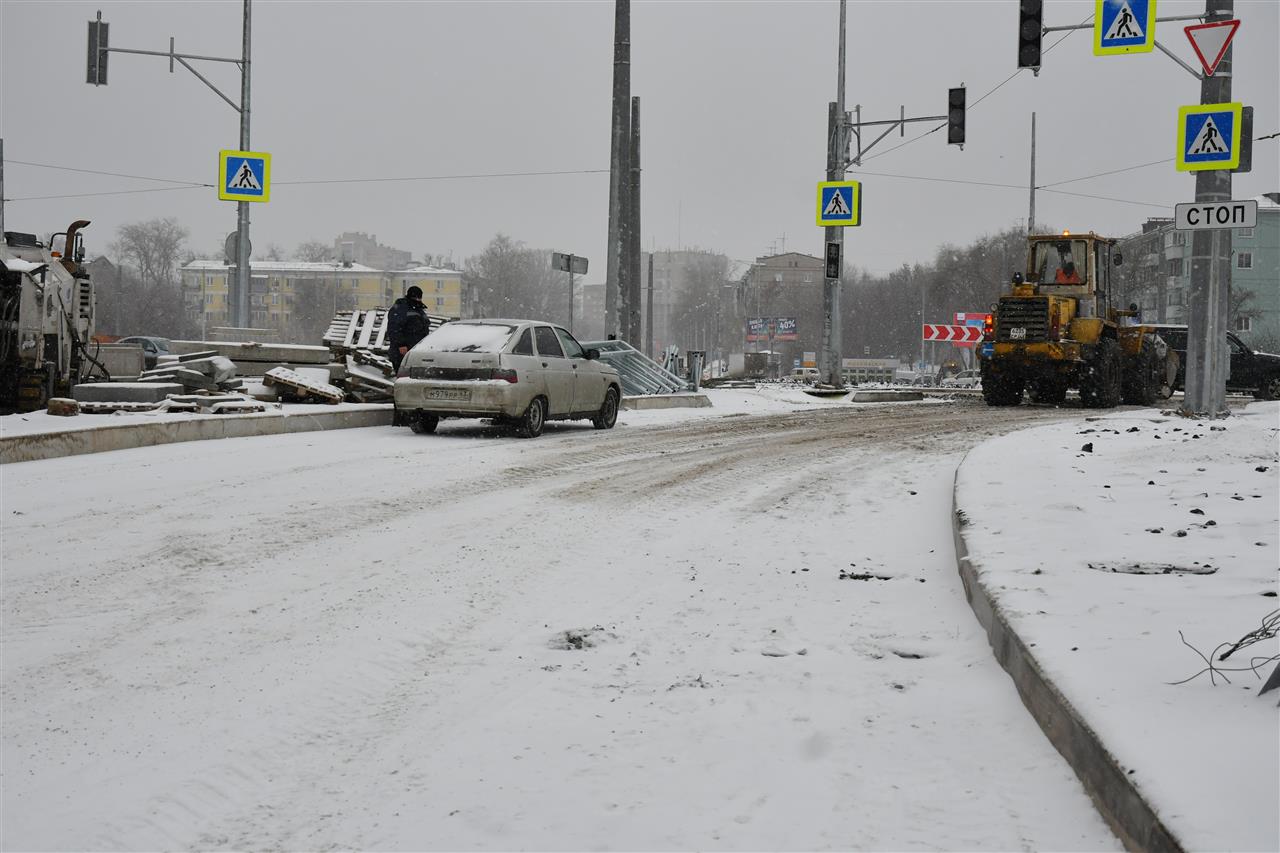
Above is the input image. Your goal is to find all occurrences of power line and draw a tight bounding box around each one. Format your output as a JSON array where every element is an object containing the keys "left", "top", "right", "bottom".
[
  {"left": 4, "top": 185, "right": 209, "bottom": 203},
  {"left": 8, "top": 159, "right": 208, "bottom": 187},
  {"left": 847, "top": 169, "right": 1027, "bottom": 191},
  {"left": 858, "top": 12, "right": 1092, "bottom": 165},
  {"left": 276, "top": 168, "right": 610, "bottom": 187},
  {"left": 1037, "top": 187, "right": 1169, "bottom": 209},
  {"left": 1038, "top": 157, "right": 1173, "bottom": 188}
]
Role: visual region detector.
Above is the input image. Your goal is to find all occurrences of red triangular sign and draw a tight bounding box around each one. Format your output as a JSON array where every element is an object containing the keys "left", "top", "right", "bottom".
[{"left": 1185, "top": 19, "right": 1239, "bottom": 76}]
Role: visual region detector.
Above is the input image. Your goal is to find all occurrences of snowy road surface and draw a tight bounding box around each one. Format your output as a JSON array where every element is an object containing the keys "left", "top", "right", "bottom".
[{"left": 2, "top": 399, "right": 1120, "bottom": 850}]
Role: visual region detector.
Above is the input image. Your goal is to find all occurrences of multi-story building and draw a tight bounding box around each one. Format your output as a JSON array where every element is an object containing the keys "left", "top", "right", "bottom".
[
  {"left": 180, "top": 260, "right": 462, "bottom": 344},
  {"left": 1117, "top": 193, "right": 1279, "bottom": 348},
  {"left": 739, "top": 252, "right": 825, "bottom": 368},
  {"left": 333, "top": 232, "right": 412, "bottom": 271}
]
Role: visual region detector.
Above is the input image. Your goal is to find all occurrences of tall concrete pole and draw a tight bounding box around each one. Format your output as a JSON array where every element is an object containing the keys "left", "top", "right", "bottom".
[
  {"left": 1028, "top": 112, "right": 1036, "bottom": 235},
  {"left": 646, "top": 252, "right": 654, "bottom": 358},
  {"left": 1183, "top": 0, "right": 1232, "bottom": 417},
  {"left": 628, "top": 97, "right": 642, "bottom": 346},
  {"left": 234, "top": 0, "right": 252, "bottom": 330},
  {"left": 820, "top": 0, "right": 846, "bottom": 387},
  {"left": 0, "top": 138, "right": 6, "bottom": 237},
  {"left": 605, "top": 0, "right": 630, "bottom": 340}
]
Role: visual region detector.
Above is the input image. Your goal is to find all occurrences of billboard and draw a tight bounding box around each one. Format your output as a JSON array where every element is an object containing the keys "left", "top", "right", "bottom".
[{"left": 745, "top": 317, "right": 798, "bottom": 343}]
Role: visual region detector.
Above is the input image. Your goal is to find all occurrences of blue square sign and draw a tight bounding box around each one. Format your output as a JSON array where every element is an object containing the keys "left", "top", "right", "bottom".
[{"left": 218, "top": 150, "right": 272, "bottom": 202}]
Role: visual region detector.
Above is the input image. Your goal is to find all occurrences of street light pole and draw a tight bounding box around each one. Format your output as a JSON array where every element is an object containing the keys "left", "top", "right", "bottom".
[{"left": 235, "top": 0, "right": 252, "bottom": 331}]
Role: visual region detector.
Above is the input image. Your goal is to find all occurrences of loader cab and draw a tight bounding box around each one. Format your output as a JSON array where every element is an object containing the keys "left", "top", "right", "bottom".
[{"left": 1025, "top": 233, "right": 1117, "bottom": 320}]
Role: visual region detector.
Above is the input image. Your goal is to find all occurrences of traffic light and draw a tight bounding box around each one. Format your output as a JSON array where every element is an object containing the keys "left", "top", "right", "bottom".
[
  {"left": 1236, "top": 106, "right": 1254, "bottom": 174},
  {"left": 1017, "top": 0, "right": 1043, "bottom": 69},
  {"left": 947, "top": 87, "right": 965, "bottom": 146},
  {"left": 86, "top": 15, "right": 109, "bottom": 85}
]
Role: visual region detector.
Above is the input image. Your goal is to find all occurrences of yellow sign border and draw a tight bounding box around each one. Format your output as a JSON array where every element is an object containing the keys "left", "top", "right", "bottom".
[
  {"left": 218, "top": 149, "right": 272, "bottom": 202},
  {"left": 1093, "top": 0, "right": 1157, "bottom": 56},
  {"left": 816, "top": 180, "right": 861, "bottom": 227},
  {"left": 1176, "top": 102, "right": 1242, "bottom": 172}
]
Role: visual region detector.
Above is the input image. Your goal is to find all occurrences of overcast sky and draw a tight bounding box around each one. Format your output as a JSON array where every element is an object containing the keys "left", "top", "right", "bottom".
[{"left": 2, "top": 0, "right": 1276, "bottom": 277}]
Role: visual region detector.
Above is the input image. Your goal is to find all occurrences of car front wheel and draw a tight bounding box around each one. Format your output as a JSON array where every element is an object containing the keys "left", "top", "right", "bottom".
[
  {"left": 517, "top": 397, "right": 546, "bottom": 438},
  {"left": 592, "top": 387, "right": 619, "bottom": 430}
]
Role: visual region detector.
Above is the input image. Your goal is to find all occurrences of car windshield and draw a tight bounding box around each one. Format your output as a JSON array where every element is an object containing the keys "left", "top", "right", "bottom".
[
  {"left": 415, "top": 323, "right": 515, "bottom": 353},
  {"left": 1032, "top": 240, "right": 1088, "bottom": 285}
]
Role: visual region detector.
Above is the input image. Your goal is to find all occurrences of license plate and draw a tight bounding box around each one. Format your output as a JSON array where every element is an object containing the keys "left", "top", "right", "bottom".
[
  {"left": 1009, "top": 327, "right": 1027, "bottom": 340},
  {"left": 427, "top": 388, "right": 470, "bottom": 401}
]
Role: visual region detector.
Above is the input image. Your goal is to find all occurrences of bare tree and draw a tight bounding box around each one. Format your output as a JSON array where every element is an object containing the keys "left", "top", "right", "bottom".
[
  {"left": 463, "top": 234, "right": 566, "bottom": 323},
  {"left": 295, "top": 240, "right": 333, "bottom": 263},
  {"left": 101, "top": 218, "right": 196, "bottom": 338}
]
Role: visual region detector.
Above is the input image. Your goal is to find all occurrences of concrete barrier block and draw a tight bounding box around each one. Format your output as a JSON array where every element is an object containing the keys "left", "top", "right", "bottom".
[
  {"left": 72, "top": 382, "right": 184, "bottom": 403},
  {"left": 621, "top": 394, "right": 712, "bottom": 410}
]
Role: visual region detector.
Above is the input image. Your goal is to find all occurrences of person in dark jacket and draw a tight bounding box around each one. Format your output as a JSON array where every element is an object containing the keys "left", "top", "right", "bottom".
[{"left": 387, "top": 285, "right": 429, "bottom": 372}]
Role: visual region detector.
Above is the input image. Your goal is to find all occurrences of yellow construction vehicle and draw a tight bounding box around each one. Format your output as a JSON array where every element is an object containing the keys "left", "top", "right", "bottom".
[{"left": 979, "top": 232, "right": 1175, "bottom": 407}]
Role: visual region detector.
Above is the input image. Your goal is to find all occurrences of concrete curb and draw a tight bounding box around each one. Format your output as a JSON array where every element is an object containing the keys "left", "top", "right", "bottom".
[
  {"left": 622, "top": 394, "right": 711, "bottom": 410},
  {"left": 951, "top": 460, "right": 1183, "bottom": 853},
  {"left": 0, "top": 407, "right": 393, "bottom": 465}
]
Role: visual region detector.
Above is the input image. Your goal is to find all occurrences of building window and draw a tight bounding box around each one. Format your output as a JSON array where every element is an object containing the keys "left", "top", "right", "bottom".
[
  {"left": 1168, "top": 258, "right": 1183, "bottom": 276},
  {"left": 1237, "top": 252, "right": 1253, "bottom": 269},
  {"left": 1237, "top": 227, "right": 1253, "bottom": 238},
  {"left": 1170, "top": 232, "right": 1186, "bottom": 246},
  {"left": 436, "top": 280, "right": 443, "bottom": 291},
  {"left": 436, "top": 297, "right": 445, "bottom": 308},
  {"left": 1235, "top": 316, "right": 1252, "bottom": 332}
]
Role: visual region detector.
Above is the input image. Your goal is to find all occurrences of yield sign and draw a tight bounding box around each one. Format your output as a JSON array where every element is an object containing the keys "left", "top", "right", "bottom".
[
  {"left": 1184, "top": 19, "right": 1239, "bottom": 76},
  {"left": 922, "top": 324, "right": 982, "bottom": 343}
]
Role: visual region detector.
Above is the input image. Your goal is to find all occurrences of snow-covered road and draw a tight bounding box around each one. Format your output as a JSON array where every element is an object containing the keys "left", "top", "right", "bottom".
[{"left": 2, "top": 399, "right": 1120, "bottom": 850}]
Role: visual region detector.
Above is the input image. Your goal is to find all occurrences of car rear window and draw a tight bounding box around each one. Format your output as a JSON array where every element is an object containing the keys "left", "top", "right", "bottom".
[
  {"left": 416, "top": 323, "right": 515, "bottom": 353},
  {"left": 535, "top": 326, "right": 564, "bottom": 357}
]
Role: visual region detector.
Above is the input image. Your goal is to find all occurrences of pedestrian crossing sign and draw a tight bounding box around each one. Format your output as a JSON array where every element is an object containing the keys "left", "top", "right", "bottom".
[
  {"left": 1176, "top": 103, "right": 1241, "bottom": 171},
  {"left": 1094, "top": 0, "right": 1156, "bottom": 56},
  {"left": 218, "top": 150, "right": 272, "bottom": 202},
  {"left": 816, "top": 180, "right": 861, "bottom": 227}
]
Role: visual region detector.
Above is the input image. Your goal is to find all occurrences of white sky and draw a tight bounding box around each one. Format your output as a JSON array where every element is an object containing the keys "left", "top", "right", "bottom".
[{"left": 2, "top": 0, "right": 1277, "bottom": 275}]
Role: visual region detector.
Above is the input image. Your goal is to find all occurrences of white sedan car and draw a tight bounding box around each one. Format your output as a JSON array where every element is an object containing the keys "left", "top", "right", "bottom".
[
  {"left": 940, "top": 369, "right": 982, "bottom": 389},
  {"left": 393, "top": 319, "right": 622, "bottom": 438}
]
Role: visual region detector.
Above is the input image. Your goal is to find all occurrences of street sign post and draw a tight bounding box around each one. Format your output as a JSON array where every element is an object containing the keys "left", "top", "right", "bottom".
[
  {"left": 551, "top": 252, "right": 588, "bottom": 332},
  {"left": 1176, "top": 102, "right": 1242, "bottom": 172},
  {"left": 816, "top": 180, "right": 861, "bottom": 227},
  {"left": 1184, "top": 18, "right": 1239, "bottom": 76},
  {"left": 218, "top": 150, "right": 271, "bottom": 202},
  {"left": 1094, "top": 0, "right": 1157, "bottom": 56},
  {"left": 1174, "top": 199, "right": 1257, "bottom": 231}
]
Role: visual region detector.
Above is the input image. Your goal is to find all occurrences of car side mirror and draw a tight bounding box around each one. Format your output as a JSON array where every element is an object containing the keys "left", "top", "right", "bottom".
[{"left": 585, "top": 348, "right": 600, "bottom": 360}]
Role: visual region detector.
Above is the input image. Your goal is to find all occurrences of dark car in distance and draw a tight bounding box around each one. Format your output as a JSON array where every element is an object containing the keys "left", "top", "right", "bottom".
[{"left": 1149, "top": 324, "right": 1280, "bottom": 400}]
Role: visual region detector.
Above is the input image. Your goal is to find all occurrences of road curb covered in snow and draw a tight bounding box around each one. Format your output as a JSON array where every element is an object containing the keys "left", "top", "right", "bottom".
[
  {"left": 0, "top": 406, "right": 393, "bottom": 465},
  {"left": 950, "top": 459, "right": 1184, "bottom": 853}
]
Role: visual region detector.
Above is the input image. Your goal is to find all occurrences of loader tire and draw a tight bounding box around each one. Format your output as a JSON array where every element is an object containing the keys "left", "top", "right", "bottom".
[{"left": 1081, "top": 338, "right": 1122, "bottom": 408}]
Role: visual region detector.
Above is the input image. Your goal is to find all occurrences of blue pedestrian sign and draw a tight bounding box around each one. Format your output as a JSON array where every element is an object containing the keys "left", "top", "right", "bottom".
[
  {"left": 218, "top": 150, "right": 272, "bottom": 202},
  {"left": 1176, "top": 103, "right": 1242, "bottom": 171},
  {"left": 816, "top": 180, "right": 861, "bottom": 227},
  {"left": 1094, "top": 0, "right": 1156, "bottom": 56}
]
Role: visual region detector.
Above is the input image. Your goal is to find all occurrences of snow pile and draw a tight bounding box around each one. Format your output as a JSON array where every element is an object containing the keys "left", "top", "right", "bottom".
[{"left": 957, "top": 402, "right": 1279, "bottom": 852}]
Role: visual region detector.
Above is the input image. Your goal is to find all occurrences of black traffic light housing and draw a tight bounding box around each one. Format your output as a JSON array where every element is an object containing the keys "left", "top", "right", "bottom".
[
  {"left": 1018, "top": 0, "right": 1043, "bottom": 70},
  {"left": 86, "top": 14, "right": 109, "bottom": 85},
  {"left": 947, "top": 87, "right": 965, "bottom": 146}
]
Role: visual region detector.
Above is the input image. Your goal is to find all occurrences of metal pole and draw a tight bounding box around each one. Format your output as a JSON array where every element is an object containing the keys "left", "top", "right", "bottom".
[
  {"left": 0, "top": 137, "right": 5, "bottom": 237},
  {"left": 234, "top": 0, "right": 252, "bottom": 331},
  {"left": 604, "top": 0, "right": 629, "bottom": 340},
  {"left": 820, "top": 0, "right": 847, "bottom": 388},
  {"left": 1028, "top": 112, "right": 1036, "bottom": 235},
  {"left": 628, "top": 96, "right": 642, "bottom": 346},
  {"left": 568, "top": 265, "right": 574, "bottom": 332},
  {"left": 646, "top": 252, "right": 654, "bottom": 358},
  {"left": 1183, "top": 0, "right": 1232, "bottom": 417}
]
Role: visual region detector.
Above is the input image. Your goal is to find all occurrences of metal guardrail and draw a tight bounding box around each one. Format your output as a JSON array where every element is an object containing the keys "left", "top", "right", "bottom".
[{"left": 582, "top": 339, "right": 691, "bottom": 396}]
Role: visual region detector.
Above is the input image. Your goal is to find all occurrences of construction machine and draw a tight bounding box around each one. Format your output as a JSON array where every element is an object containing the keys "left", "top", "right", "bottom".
[
  {"left": 979, "top": 232, "right": 1175, "bottom": 408},
  {"left": 1, "top": 220, "right": 104, "bottom": 412}
]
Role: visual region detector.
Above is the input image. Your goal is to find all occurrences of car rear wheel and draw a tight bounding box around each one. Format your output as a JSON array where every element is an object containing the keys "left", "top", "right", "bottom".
[
  {"left": 409, "top": 412, "right": 439, "bottom": 434},
  {"left": 517, "top": 396, "right": 546, "bottom": 438},
  {"left": 592, "top": 387, "right": 619, "bottom": 430}
]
